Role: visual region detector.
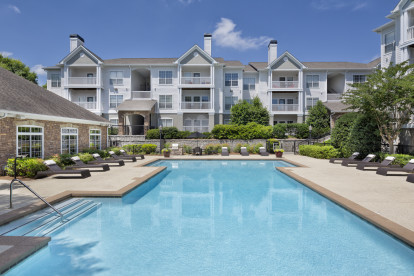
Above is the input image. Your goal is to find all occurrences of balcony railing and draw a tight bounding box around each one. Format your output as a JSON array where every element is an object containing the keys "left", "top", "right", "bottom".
[
  {"left": 272, "top": 81, "right": 299, "bottom": 89},
  {"left": 131, "top": 91, "right": 152, "bottom": 99},
  {"left": 272, "top": 104, "right": 299, "bottom": 112},
  {"left": 73, "top": 101, "right": 96, "bottom": 109},
  {"left": 327, "top": 94, "right": 341, "bottom": 101},
  {"left": 183, "top": 126, "right": 209, "bottom": 133},
  {"left": 68, "top": 77, "right": 97, "bottom": 85},
  {"left": 181, "top": 102, "right": 211, "bottom": 109},
  {"left": 181, "top": 77, "right": 212, "bottom": 85},
  {"left": 408, "top": 26, "right": 414, "bottom": 40}
]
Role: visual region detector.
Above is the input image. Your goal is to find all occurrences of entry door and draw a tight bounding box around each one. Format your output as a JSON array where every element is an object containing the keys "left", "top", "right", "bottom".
[
  {"left": 193, "top": 73, "right": 201, "bottom": 84},
  {"left": 87, "top": 73, "right": 94, "bottom": 84}
]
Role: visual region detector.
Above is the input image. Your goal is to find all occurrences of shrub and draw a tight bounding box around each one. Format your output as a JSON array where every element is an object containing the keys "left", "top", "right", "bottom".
[
  {"left": 376, "top": 153, "right": 414, "bottom": 167},
  {"left": 177, "top": 131, "right": 191, "bottom": 139},
  {"left": 183, "top": 145, "right": 192, "bottom": 154},
  {"left": 299, "top": 145, "right": 340, "bottom": 159},
  {"left": 81, "top": 148, "right": 109, "bottom": 158},
  {"left": 266, "top": 138, "right": 279, "bottom": 153},
  {"left": 219, "top": 143, "right": 230, "bottom": 153},
  {"left": 273, "top": 124, "right": 287, "bottom": 139},
  {"left": 253, "top": 143, "right": 263, "bottom": 154},
  {"left": 233, "top": 143, "right": 243, "bottom": 153},
  {"left": 78, "top": 153, "right": 94, "bottom": 163},
  {"left": 5, "top": 158, "right": 47, "bottom": 178},
  {"left": 107, "top": 147, "right": 122, "bottom": 155},
  {"left": 141, "top": 144, "right": 157, "bottom": 154},
  {"left": 331, "top": 113, "right": 359, "bottom": 149},
  {"left": 211, "top": 123, "right": 272, "bottom": 139},
  {"left": 286, "top": 123, "right": 309, "bottom": 139},
  {"left": 146, "top": 129, "right": 160, "bottom": 139},
  {"left": 230, "top": 96, "right": 270, "bottom": 126},
  {"left": 162, "top": 127, "right": 179, "bottom": 139},
  {"left": 49, "top": 153, "right": 74, "bottom": 167},
  {"left": 122, "top": 144, "right": 142, "bottom": 154},
  {"left": 203, "top": 132, "right": 213, "bottom": 139},
  {"left": 306, "top": 101, "right": 330, "bottom": 138},
  {"left": 205, "top": 144, "right": 221, "bottom": 154}
]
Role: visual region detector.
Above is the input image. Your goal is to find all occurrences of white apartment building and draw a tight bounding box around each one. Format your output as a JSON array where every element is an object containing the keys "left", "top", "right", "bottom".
[{"left": 44, "top": 34, "right": 379, "bottom": 135}]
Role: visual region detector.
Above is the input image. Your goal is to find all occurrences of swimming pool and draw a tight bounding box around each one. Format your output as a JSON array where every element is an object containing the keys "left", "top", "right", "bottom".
[{"left": 4, "top": 160, "right": 414, "bottom": 275}]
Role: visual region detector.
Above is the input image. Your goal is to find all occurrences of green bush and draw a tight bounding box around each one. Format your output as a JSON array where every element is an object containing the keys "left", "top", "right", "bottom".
[
  {"left": 306, "top": 101, "right": 330, "bottom": 138},
  {"left": 78, "top": 153, "right": 94, "bottom": 163},
  {"left": 299, "top": 145, "right": 340, "bottom": 159},
  {"left": 183, "top": 145, "right": 192, "bottom": 154},
  {"left": 219, "top": 143, "right": 230, "bottom": 153},
  {"left": 49, "top": 153, "right": 74, "bottom": 167},
  {"left": 146, "top": 129, "right": 160, "bottom": 139},
  {"left": 205, "top": 144, "right": 221, "bottom": 154},
  {"left": 162, "top": 127, "right": 179, "bottom": 139},
  {"left": 107, "top": 147, "right": 122, "bottom": 155},
  {"left": 211, "top": 123, "right": 272, "bottom": 139},
  {"left": 273, "top": 124, "right": 287, "bottom": 139},
  {"left": 141, "top": 144, "right": 157, "bottom": 154},
  {"left": 286, "top": 123, "right": 309, "bottom": 139},
  {"left": 253, "top": 143, "right": 263, "bottom": 154},
  {"left": 203, "top": 132, "right": 213, "bottom": 139},
  {"left": 177, "top": 131, "right": 191, "bottom": 139},
  {"left": 81, "top": 148, "right": 109, "bottom": 158},
  {"left": 376, "top": 153, "right": 414, "bottom": 167},
  {"left": 122, "top": 144, "right": 142, "bottom": 154},
  {"left": 331, "top": 113, "right": 359, "bottom": 149},
  {"left": 233, "top": 143, "right": 243, "bottom": 153},
  {"left": 266, "top": 138, "right": 279, "bottom": 153},
  {"left": 233, "top": 143, "right": 253, "bottom": 153},
  {"left": 5, "top": 158, "right": 47, "bottom": 178}
]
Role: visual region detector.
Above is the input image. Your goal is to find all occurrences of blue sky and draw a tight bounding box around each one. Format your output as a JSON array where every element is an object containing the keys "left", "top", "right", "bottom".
[{"left": 0, "top": 0, "right": 395, "bottom": 85}]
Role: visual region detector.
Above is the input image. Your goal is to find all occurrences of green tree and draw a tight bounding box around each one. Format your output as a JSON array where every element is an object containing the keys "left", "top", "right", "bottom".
[
  {"left": 343, "top": 62, "right": 414, "bottom": 153},
  {"left": 306, "top": 101, "right": 330, "bottom": 138},
  {"left": 0, "top": 54, "right": 38, "bottom": 84},
  {"left": 331, "top": 112, "right": 359, "bottom": 149},
  {"left": 230, "top": 96, "right": 269, "bottom": 126}
]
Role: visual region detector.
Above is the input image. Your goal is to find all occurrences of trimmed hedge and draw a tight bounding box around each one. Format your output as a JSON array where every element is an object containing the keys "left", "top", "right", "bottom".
[
  {"left": 141, "top": 144, "right": 157, "bottom": 154},
  {"left": 212, "top": 123, "right": 272, "bottom": 139},
  {"left": 299, "top": 145, "right": 340, "bottom": 159}
]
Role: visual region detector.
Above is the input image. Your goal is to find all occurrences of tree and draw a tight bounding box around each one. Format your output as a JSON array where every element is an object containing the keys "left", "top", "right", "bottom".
[
  {"left": 306, "top": 101, "right": 330, "bottom": 138},
  {"left": 342, "top": 62, "right": 414, "bottom": 154},
  {"left": 230, "top": 96, "right": 269, "bottom": 126},
  {"left": 0, "top": 54, "right": 38, "bottom": 84},
  {"left": 331, "top": 112, "right": 359, "bottom": 149}
]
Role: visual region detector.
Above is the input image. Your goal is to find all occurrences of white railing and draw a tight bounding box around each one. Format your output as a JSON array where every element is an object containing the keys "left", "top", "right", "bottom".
[
  {"left": 327, "top": 94, "right": 341, "bottom": 101},
  {"left": 181, "top": 77, "right": 212, "bottom": 85},
  {"left": 181, "top": 102, "right": 211, "bottom": 109},
  {"left": 131, "top": 91, "right": 152, "bottom": 99},
  {"left": 72, "top": 101, "right": 96, "bottom": 109},
  {"left": 408, "top": 26, "right": 414, "bottom": 40},
  {"left": 183, "top": 126, "right": 209, "bottom": 133},
  {"left": 272, "top": 104, "right": 299, "bottom": 112},
  {"left": 272, "top": 81, "right": 299, "bottom": 89},
  {"left": 68, "top": 77, "right": 97, "bottom": 85}
]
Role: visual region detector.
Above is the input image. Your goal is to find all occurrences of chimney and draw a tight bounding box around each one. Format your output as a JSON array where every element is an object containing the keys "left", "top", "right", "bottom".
[
  {"left": 268, "top": 40, "right": 278, "bottom": 64},
  {"left": 204, "top": 34, "right": 212, "bottom": 56},
  {"left": 70, "top": 34, "right": 85, "bottom": 52}
]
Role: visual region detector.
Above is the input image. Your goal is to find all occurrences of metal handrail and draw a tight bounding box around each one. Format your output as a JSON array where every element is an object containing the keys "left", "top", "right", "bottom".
[{"left": 9, "top": 156, "right": 64, "bottom": 222}]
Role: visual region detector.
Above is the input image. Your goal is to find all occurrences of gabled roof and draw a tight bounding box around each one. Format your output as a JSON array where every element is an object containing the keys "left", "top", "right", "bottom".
[
  {"left": 268, "top": 51, "right": 306, "bottom": 70},
  {"left": 174, "top": 45, "right": 217, "bottom": 64},
  {"left": 0, "top": 67, "right": 108, "bottom": 124},
  {"left": 244, "top": 64, "right": 258, "bottom": 72},
  {"left": 323, "top": 102, "right": 352, "bottom": 113},
  {"left": 303, "top": 58, "right": 380, "bottom": 69},
  {"left": 392, "top": 0, "right": 410, "bottom": 13},
  {"left": 104, "top": 58, "right": 177, "bottom": 65},
  {"left": 59, "top": 45, "right": 104, "bottom": 65}
]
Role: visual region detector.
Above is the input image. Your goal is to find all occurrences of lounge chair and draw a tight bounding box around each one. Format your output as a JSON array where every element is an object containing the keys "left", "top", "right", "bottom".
[
  {"left": 109, "top": 151, "right": 137, "bottom": 162},
  {"left": 119, "top": 149, "right": 144, "bottom": 160},
  {"left": 376, "top": 159, "right": 414, "bottom": 176},
  {"left": 330, "top": 152, "right": 359, "bottom": 164},
  {"left": 193, "top": 147, "right": 202, "bottom": 155},
  {"left": 89, "top": 153, "right": 125, "bottom": 166},
  {"left": 240, "top": 147, "right": 249, "bottom": 156},
  {"left": 356, "top": 156, "right": 397, "bottom": 170},
  {"left": 67, "top": 156, "right": 110, "bottom": 171},
  {"left": 341, "top": 154, "right": 376, "bottom": 167},
  {"left": 221, "top": 147, "right": 229, "bottom": 156},
  {"left": 259, "top": 147, "right": 269, "bottom": 156},
  {"left": 406, "top": 173, "right": 414, "bottom": 183},
  {"left": 35, "top": 160, "right": 91, "bottom": 179}
]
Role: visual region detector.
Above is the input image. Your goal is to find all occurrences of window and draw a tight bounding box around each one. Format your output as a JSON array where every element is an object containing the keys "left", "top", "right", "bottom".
[
  {"left": 17, "top": 126, "right": 43, "bottom": 158},
  {"left": 109, "top": 119, "right": 118, "bottom": 125},
  {"left": 243, "top": 78, "right": 255, "bottom": 91},
  {"left": 183, "top": 119, "right": 209, "bottom": 132},
  {"left": 110, "top": 95, "right": 123, "bottom": 108},
  {"left": 306, "top": 75, "right": 319, "bottom": 88},
  {"left": 384, "top": 32, "right": 395, "bottom": 54},
  {"left": 287, "top": 120, "right": 294, "bottom": 124},
  {"left": 159, "top": 118, "right": 173, "bottom": 127},
  {"left": 353, "top": 75, "right": 366, "bottom": 83},
  {"left": 306, "top": 97, "right": 319, "bottom": 110},
  {"left": 89, "top": 129, "right": 101, "bottom": 150},
  {"left": 159, "top": 71, "right": 173, "bottom": 85},
  {"left": 51, "top": 74, "right": 61, "bottom": 87},
  {"left": 61, "top": 128, "right": 78, "bottom": 154},
  {"left": 287, "top": 99, "right": 294, "bottom": 104},
  {"left": 279, "top": 99, "right": 286, "bottom": 105},
  {"left": 193, "top": 96, "right": 201, "bottom": 102},
  {"left": 159, "top": 95, "right": 173, "bottom": 109},
  {"left": 110, "top": 71, "right": 123, "bottom": 85},
  {"left": 225, "top": 73, "right": 238, "bottom": 87},
  {"left": 184, "top": 96, "right": 192, "bottom": 102},
  {"left": 202, "top": 96, "right": 209, "bottom": 102},
  {"left": 225, "top": 96, "right": 238, "bottom": 110}
]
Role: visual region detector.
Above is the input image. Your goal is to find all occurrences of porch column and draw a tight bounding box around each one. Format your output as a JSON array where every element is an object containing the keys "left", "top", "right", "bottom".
[
  {"left": 268, "top": 70, "right": 272, "bottom": 90},
  {"left": 208, "top": 112, "right": 215, "bottom": 132},
  {"left": 118, "top": 112, "right": 125, "bottom": 135},
  {"left": 178, "top": 64, "right": 181, "bottom": 85},
  {"left": 143, "top": 112, "right": 150, "bottom": 135},
  {"left": 210, "top": 88, "right": 214, "bottom": 110},
  {"left": 96, "top": 88, "right": 101, "bottom": 112}
]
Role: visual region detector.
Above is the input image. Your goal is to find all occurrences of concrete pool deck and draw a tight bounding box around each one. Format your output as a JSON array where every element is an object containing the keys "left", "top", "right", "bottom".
[{"left": 0, "top": 154, "right": 413, "bottom": 272}]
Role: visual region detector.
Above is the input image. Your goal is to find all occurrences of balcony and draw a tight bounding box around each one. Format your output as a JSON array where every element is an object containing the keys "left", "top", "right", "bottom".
[
  {"left": 180, "top": 77, "right": 212, "bottom": 87},
  {"left": 272, "top": 104, "right": 299, "bottom": 112},
  {"left": 67, "top": 77, "right": 98, "bottom": 87},
  {"left": 408, "top": 26, "right": 414, "bottom": 41},
  {"left": 181, "top": 102, "right": 211, "bottom": 110},
  {"left": 73, "top": 101, "right": 96, "bottom": 110},
  {"left": 131, "top": 91, "right": 152, "bottom": 99},
  {"left": 271, "top": 81, "right": 299, "bottom": 89},
  {"left": 327, "top": 94, "right": 341, "bottom": 101},
  {"left": 183, "top": 126, "right": 209, "bottom": 133}
]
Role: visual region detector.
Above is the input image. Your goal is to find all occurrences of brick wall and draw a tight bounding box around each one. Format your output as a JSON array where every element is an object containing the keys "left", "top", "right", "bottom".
[{"left": 0, "top": 117, "right": 108, "bottom": 167}]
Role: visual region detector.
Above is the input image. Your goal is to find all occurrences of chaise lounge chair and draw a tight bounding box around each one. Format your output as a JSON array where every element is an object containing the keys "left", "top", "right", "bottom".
[
  {"left": 35, "top": 160, "right": 91, "bottom": 179},
  {"left": 89, "top": 153, "right": 125, "bottom": 166},
  {"left": 329, "top": 152, "right": 359, "bottom": 164},
  {"left": 356, "top": 156, "right": 397, "bottom": 170},
  {"left": 341, "top": 154, "right": 376, "bottom": 167},
  {"left": 193, "top": 147, "right": 202, "bottom": 155},
  {"left": 119, "top": 149, "right": 144, "bottom": 160},
  {"left": 109, "top": 151, "right": 137, "bottom": 162},
  {"left": 259, "top": 147, "right": 269, "bottom": 156},
  {"left": 67, "top": 156, "right": 110, "bottom": 171},
  {"left": 221, "top": 147, "right": 229, "bottom": 156},
  {"left": 240, "top": 147, "right": 249, "bottom": 156},
  {"left": 406, "top": 173, "right": 414, "bottom": 183},
  {"left": 376, "top": 159, "right": 414, "bottom": 176}
]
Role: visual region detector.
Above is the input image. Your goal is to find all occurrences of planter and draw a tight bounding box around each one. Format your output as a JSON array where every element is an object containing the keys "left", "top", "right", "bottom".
[
  {"left": 163, "top": 151, "right": 171, "bottom": 158},
  {"left": 275, "top": 151, "right": 283, "bottom": 158}
]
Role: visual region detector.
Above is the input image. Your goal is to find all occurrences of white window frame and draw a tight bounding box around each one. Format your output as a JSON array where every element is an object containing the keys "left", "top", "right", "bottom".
[
  {"left": 306, "top": 75, "right": 320, "bottom": 88},
  {"left": 306, "top": 97, "right": 319, "bottom": 110},
  {"left": 89, "top": 129, "right": 101, "bottom": 150},
  {"left": 384, "top": 32, "right": 395, "bottom": 54},
  {"left": 225, "top": 73, "right": 238, "bottom": 87},
  {"left": 16, "top": 126, "right": 44, "bottom": 158},
  {"left": 159, "top": 95, "right": 173, "bottom": 109},
  {"left": 159, "top": 118, "right": 173, "bottom": 127},
  {"left": 225, "top": 96, "right": 238, "bottom": 111},
  {"left": 109, "top": 94, "right": 123, "bottom": 109},
  {"left": 110, "top": 71, "right": 123, "bottom": 85},
  {"left": 353, "top": 75, "right": 366, "bottom": 83},
  {"left": 61, "top": 128, "right": 78, "bottom": 155},
  {"left": 159, "top": 70, "right": 173, "bottom": 85},
  {"left": 243, "top": 77, "right": 256, "bottom": 91},
  {"left": 51, "top": 73, "right": 61, "bottom": 88}
]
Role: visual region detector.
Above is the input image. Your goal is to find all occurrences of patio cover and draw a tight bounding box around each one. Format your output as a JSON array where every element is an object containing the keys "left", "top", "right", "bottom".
[{"left": 116, "top": 100, "right": 157, "bottom": 111}]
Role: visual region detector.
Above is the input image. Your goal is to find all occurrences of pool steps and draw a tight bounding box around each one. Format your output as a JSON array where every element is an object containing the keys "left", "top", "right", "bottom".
[{"left": 0, "top": 198, "right": 101, "bottom": 237}]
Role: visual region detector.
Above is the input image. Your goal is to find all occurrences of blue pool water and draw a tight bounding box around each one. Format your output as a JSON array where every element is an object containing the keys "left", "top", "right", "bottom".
[{"left": 5, "top": 160, "right": 414, "bottom": 275}]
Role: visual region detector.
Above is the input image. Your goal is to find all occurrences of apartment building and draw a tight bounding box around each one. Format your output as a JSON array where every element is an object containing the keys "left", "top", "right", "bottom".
[{"left": 44, "top": 34, "right": 379, "bottom": 135}]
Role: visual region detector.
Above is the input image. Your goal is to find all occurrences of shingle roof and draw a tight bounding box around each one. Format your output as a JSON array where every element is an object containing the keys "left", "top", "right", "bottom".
[
  {"left": 249, "top": 62, "right": 267, "bottom": 70},
  {"left": 248, "top": 59, "right": 380, "bottom": 70},
  {"left": 116, "top": 100, "right": 157, "bottom": 111},
  {"left": 244, "top": 64, "right": 258, "bottom": 72},
  {"left": 323, "top": 101, "right": 352, "bottom": 113},
  {"left": 0, "top": 67, "right": 108, "bottom": 123},
  {"left": 104, "top": 58, "right": 177, "bottom": 65}
]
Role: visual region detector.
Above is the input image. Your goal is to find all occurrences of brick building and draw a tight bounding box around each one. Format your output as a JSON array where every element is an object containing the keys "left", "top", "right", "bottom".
[{"left": 0, "top": 67, "right": 110, "bottom": 167}]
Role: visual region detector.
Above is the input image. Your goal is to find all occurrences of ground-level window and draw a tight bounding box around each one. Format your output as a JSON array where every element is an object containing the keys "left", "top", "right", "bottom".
[
  {"left": 159, "top": 118, "right": 173, "bottom": 127},
  {"left": 61, "top": 128, "right": 78, "bottom": 154},
  {"left": 110, "top": 95, "right": 123, "bottom": 109},
  {"left": 17, "top": 126, "right": 43, "bottom": 158},
  {"left": 183, "top": 119, "right": 209, "bottom": 133},
  {"left": 159, "top": 95, "right": 173, "bottom": 109},
  {"left": 353, "top": 75, "right": 366, "bottom": 83},
  {"left": 225, "top": 96, "right": 238, "bottom": 111},
  {"left": 89, "top": 129, "right": 101, "bottom": 150},
  {"left": 306, "top": 97, "right": 319, "bottom": 110}
]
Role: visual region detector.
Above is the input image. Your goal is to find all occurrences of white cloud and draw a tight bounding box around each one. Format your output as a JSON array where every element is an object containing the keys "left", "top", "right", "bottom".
[
  {"left": 178, "top": 0, "right": 199, "bottom": 4},
  {"left": 212, "top": 18, "right": 272, "bottom": 51},
  {"left": 311, "top": 0, "right": 367, "bottom": 11},
  {"left": 8, "top": 5, "right": 21, "bottom": 14},
  {"left": 353, "top": 2, "right": 368, "bottom": 11},
  {"left": 31, "top": 64, "right": 46, "bottom": 76},
  {"left": 0, "top": 51, "right": 13, "bottom": 57}
]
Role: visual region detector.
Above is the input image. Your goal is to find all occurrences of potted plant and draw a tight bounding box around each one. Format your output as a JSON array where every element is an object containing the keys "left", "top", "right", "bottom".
[
  {"left": 275, "top": 149, "right": 284, "bottom": 158},
  {"left": 162, "top": 148, "right": 171, "bottom": 157}
]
